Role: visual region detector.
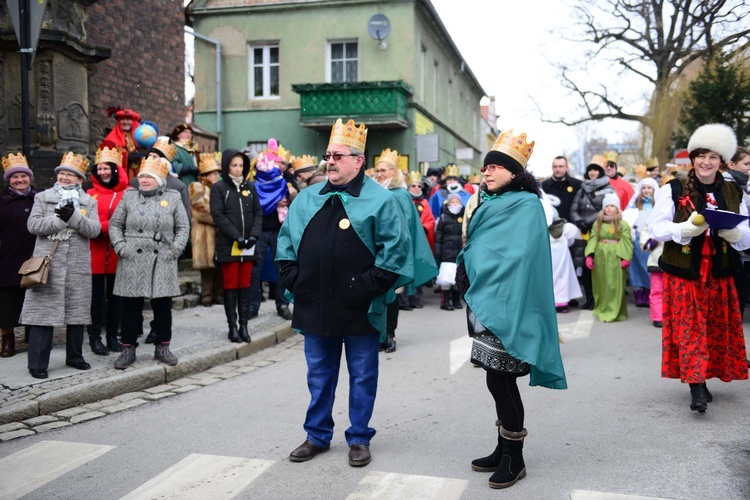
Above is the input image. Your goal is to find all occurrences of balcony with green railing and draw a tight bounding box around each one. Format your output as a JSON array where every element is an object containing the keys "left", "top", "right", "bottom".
[{"left": 292, "top": 80, "right": 413, "bottom": 128}]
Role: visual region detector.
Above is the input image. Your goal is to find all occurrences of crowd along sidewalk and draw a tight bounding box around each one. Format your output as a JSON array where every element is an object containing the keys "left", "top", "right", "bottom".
[{"left": 0, "top": 297, "right": 293, "bottom": 428}]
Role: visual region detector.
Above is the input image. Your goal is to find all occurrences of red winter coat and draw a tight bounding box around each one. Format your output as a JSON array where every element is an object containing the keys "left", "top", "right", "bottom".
[
  {"left": 87, "top": 165, "right": 130, "bottom": 274},
  {"left": 413, "top": 197, "right": 435, "bottom": 251}
]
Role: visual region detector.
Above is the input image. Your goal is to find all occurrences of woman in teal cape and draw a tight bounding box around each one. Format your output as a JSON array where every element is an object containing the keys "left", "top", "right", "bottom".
[{"left": 458, "top": 139, "right": 566, "bottom": 491}]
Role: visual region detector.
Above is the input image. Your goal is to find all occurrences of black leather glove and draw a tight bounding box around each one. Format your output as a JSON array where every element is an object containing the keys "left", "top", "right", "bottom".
[
  {"left": 55, "top": 202, "right": 75, "bottom": 222},
  {"left": 237, "top": 238, "right": 248, "bottom": 249},
  {"left": 246, "top": 236, "right": 258, "bottom": 248}
]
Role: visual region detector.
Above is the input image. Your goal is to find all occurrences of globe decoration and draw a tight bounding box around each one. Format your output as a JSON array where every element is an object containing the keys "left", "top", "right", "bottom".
[{"left": 134, "top": 123, "right": 158, "bottom": 148}]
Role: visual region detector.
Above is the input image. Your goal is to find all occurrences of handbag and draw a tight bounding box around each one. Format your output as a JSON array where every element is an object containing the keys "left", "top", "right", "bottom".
[{"left": 18, "top": 240, "right": 59, "bottom": 288}]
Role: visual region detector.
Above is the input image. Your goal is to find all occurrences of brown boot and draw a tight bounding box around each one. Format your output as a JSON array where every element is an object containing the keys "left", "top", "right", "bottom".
[{"left": 1, "top": 330, "right": 16, "bottom": 358}]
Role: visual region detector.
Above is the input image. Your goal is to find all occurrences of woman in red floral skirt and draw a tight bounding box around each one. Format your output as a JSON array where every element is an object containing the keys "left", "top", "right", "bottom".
[{"left": 649, "top": 123, "right": 749, "bottom": 413}]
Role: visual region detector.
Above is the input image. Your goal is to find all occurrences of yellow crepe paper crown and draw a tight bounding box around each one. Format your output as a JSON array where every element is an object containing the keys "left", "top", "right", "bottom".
[
  {"left": 634, "top": 164, "right": 647, "bottom": 179},
  {"left": 291, "top": 155, "right": 317, "bottom": 171},
  {"left": 604, "top": 151, "right": 619, "bottom": 164},
  {"left": 329, "top": 118, "right": 367, "bottom": 151},
  {"left": 277, "top": 144, "right": 292, "bottom": 164},
  {"left": 2, "top": 152, "right": 28, "bottom": 172},
  {"left": 590, "top": 155, "right": 606, "bottom": 168},
  {"left": 152, "top": 137, "right": 177, "bottom": 162},
  {"left": 139, "top": 156, "right": 169, "bottom": 181},
  {"left": 491, "top": 129, "right": 535, "bottom": 169},
  {"left": 647, "top": 157, "right": 659, "bottom": 169},
  {"left": 406, "top": 170, "right": 422, "bottom": 185},
  {"left": 59, "top": 152, "right": 90, "bottom": 177},
  {"left": 377, "top": 148, "right": 399, "bottom": 170},
  {"left": 445, "top": 164, "right": 460, "bottom": 178},
  {"left": 95, "top": 146, "right": 122, "bottom": 168},
  {"left": 198, "top": 153, "right": 221, "bottom": 175}
]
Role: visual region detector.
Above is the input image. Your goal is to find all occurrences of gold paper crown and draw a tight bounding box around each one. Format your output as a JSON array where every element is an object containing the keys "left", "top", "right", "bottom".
[
  {"left": 491, "top": 129, "right": 535, "bottom": 168},
  {"left": 277, "top": 144, "right": 292, "bottom": 164},
  {"left": 152, "top": 137, "right": 177, "bottom": 162},
  {"left": 445, "top": 164, "right": 460, "bottom": 178},
  {"left": 377, "top": 148, "right": 399, "bottom": 169},
  {"left": 634, "top": 164, "right": 647, "bottom": 179},
  {"left": 329, "top": 118, "right": 367, "bottom": 151},
  {"left": 138, "top": 156, "right": 169, "bottom": 181},
  {"left": 406, "top": 170, "right": 422, "bottom": 185},
  {"left": 198, "top": 153, "right": 221, "bottom": 175},
  {"left": 604, "top": 151, "right": 619, "bottom": 164},
  {"left": 590, "top": 155, "right": 606, "bottom": 168},
  {"left": 2, "top": 153, "right": 28, "bottom": 172},
  {"left": 647, "top": 157, "right": 659, "bottom": 168},
  {"left": 95, "top": 146, "right": 122, "bottom": 168},
  {"left": 291, "top": 155, "right": 317, "bottom": 171},
  {"left": 468, "top": 174, "right": 482, "bottom": 184},
  {"left": 59, "top": 152, "right": 90, "bottom": 177}
]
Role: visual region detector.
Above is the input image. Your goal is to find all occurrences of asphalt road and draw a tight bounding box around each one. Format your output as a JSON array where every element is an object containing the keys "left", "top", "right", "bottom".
[{"left": 1, "top": 291, "right": 749, "bottom": 500}]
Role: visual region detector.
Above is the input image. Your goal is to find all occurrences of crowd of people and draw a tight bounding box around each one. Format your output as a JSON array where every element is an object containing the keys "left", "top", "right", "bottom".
[{"left": 0, "top": 112, "right": 748, "bottom": 490}]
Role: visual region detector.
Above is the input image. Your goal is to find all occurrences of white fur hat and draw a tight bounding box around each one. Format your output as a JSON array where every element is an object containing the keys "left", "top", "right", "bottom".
[
  {"left": 687, "top": 123, "right": 737, "bottom": 162},
  {"left": 602, "top": 192, "right": 620, "bottom": 211}
]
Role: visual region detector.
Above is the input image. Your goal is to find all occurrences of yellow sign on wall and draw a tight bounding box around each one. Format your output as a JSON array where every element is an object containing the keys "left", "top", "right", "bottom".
[
  {"left": 415, "top": 111, "right": 434, "bottom": 135},
  {"left": 374, "top": 154, "right": 409, "bottom": 173}
]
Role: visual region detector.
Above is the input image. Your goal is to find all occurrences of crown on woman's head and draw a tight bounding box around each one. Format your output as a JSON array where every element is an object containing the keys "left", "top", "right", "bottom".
[
  {"left": 198, "top": 153, "right": 221, "bottom": 175},
  {"left": 60, "top": 152, "right": 90, "bottom": 176},
  {"left": 490, "top": 130, "right": 535, "bottom": 169},
  {"left": 95, "top": 146, "right": 122, "bottom": 167},
  {"left": 329, "top": 118, "right": 367, "bottom": 151},
  {"left": 292, "top": 155, "right": 317, "bottom": 171},
  {"left": 377, "top": 149, "right": 399, "bottom": 169},
  {"left": 152, "top": 137, "right": 177, "bottom": 162},
  {"left": 407, "top": 170, "right": 422, "bottom": 185},
  {"left": 1, "top": 153, "right": 28, "bottom": 172}
]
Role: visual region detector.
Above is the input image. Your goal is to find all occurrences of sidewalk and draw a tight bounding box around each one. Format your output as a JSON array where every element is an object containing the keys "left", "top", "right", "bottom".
[{"left": 0, "top": 298, "right": 293, "bottom": 425}]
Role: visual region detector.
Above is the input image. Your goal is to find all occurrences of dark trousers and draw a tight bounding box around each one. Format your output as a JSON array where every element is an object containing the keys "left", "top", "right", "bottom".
[
  {"left": 250, "top": 229, "right": 289, "bottom": 312},
  {"left": 27, "top": 324, "right": 85, "bottom": 370},
  {"left": 121, "top": 297, "right": 172, "bottom": 345},
  {"left": 386, "top": 299, "right": 399, "bottom": 336},
  {"left": 88, "top": 274, "right": 122, "bottom": 339}
]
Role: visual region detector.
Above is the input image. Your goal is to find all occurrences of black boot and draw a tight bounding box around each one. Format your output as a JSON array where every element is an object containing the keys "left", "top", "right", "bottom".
[
  {"left": 451, "top": 289, "right": 463, "bottom": 309},
  {"left": 471, "top": 420, "right": 503, "bottom": 472},
  {"left": 689, "top": 383, "right": 707, "bottom": 413},
  {"left": 385, "top": 332, "right": 396, "bottom": 353},
  {"left": 223, "top": 289, "right": 241, "bottom": 343},
  {"left": 440, "top": 291, "right": 454, "bottom": 311},
  {"left": 488, "top": 427, "right": 527, "bottom": 489},
  {"left": 237, "top": 288, "right": 252, "bottom": 343},
  {"left": 106, "top": 334, "right": 123, "bottom": 352},
  {"left": 89, "top": 335, "right": 109, "bottom": 356},
  {"left": 703, "top": 382, "right": 713, "bottom": 403}
]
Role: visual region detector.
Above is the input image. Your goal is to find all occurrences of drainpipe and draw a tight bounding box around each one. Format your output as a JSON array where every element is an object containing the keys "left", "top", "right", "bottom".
[{"left": 187, "top": 28, "right": 222, "bottom": 150}]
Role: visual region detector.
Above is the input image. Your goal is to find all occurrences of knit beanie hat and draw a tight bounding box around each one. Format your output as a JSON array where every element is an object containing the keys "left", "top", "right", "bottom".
[
  {"left": 446, "top": 193, "right": 463, "bottom": 205},
  {"left": 602, "top": 193, "right": 620, "bottom": 211}
]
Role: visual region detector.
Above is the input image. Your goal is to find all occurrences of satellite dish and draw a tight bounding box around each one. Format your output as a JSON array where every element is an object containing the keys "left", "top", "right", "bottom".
[{"left": 368, "top": 14, "right": 391, "bottom": 41}]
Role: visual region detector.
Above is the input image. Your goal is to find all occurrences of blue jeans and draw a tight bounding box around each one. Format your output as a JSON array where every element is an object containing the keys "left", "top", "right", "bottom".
[{"left": 303, "top": 332, "right": 379, "bottom": 448}]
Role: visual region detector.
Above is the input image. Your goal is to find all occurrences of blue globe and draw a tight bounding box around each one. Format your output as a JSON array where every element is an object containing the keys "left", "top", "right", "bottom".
[{"left": 134, "top": 124, "right": 158, "bottom": 148}]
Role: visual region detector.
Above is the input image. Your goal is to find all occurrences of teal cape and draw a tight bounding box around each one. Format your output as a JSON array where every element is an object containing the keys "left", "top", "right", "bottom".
[
  {"left": 389, "top": 186, "right": 438, "bottom": 294},
  {"left": 457, "top": 190, "right": 567, "bottom": 389},
  {"left": 277, "top": 177, "right": 414, "bottom": 339}
]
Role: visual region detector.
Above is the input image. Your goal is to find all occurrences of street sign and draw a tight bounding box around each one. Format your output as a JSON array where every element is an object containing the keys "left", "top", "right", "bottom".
[
  {"left": 7, "top": 0, "right": 49, "bottom": 66},
  {"left": 673, "top": 148, "right": 690, "bottom": 166},
  {"left": 416, "top": 133, "right": 439, "bottom": 163}
]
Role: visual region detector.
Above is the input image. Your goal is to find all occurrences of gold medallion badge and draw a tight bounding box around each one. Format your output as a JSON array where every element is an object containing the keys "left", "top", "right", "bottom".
[
  {"left": 567, "top": 186, "right": 574, "bottom": 193},
  {"left": 242, "top": 190, "right": 250, "bottom": 197},
  {"left": 92, "top": 194, "right": 98, "bottom": 199},
  {"left": 417, "top": 205, "right": 423, "bottom": 211},
  {"left": 80, "top": 209, "right": 87, "bottom": 216},
  {"left": 339, "top": 218, "right": 351, "bottom": 230},
  {"left": 458, "top": 217, "right": 463, "bottom": 223},
  {"left": 160, "top": 200, "right": 169, "bottom": 207}
]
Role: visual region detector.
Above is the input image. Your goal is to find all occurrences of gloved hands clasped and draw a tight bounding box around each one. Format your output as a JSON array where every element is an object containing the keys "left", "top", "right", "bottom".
[
  {"left": 237, "top": 236, "right": 258, "bottom": 250},
  {"left": 54, "top": 202, "right": 75, "bottom": 222}
]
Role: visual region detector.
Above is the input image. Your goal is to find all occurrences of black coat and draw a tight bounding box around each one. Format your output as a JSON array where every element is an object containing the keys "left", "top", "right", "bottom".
[
  {"left": 434, "top": 204, "right": 464, "bottom": 263},
  {"left": 541, "top": 174, "right": 582, "bottom": 221},
  {"left": 209, "top": 149, "right": 262, "bottom": 263},
  {"left": 0, "top": 187, "right": 37, "bottom": 287}
]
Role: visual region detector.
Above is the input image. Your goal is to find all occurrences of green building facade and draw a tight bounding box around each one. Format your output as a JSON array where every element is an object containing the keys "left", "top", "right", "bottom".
[{"left": 188, "top": 0, "right": 491, "bottom": 173}]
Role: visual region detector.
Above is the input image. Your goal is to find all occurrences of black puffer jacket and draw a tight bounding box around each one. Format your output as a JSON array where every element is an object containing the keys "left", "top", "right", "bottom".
[
  {"left": 209, "top": 149, "right": 262, "bottom": 262},
  {"left": 434, "top": 203, "right": 464, "bottom": 263},
  {"left": 569, "top": 176, "right": 615, "bottom": 233}
]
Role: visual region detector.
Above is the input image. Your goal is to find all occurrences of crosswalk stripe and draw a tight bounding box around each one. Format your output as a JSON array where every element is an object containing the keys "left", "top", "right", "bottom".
[
  {"left": 346, "top": 471, "right": 467, "bottom": 500},
  {"left": 570, "top": 490, "right": 675, "bottom": 500},
  {"left": 120, "top": 453, "right": 274, "bottom": 500},
  {"left": 450, "top": 335, "right": 473, "bottom": 374},
  {"left": 0, "top": 440, "right": 114, "bottom": 499},
  {"left": 559, "top": 311, "right": 594, "bottom": 341}
]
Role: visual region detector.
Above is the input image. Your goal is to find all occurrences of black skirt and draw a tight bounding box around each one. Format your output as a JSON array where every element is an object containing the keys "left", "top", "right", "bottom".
[{"left": 0, "top": 286, "right": 26, "bottom": 329}]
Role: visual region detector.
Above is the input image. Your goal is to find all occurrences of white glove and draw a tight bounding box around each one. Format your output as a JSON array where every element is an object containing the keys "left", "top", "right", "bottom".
[
  {"left": 678, "top": 211, "right": 709, "bottom": 239},
  {"left": 718, "top": 227, "right": 742, "bottom": 243}
]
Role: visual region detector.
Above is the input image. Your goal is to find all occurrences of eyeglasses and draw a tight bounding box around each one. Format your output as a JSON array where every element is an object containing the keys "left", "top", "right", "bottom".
[
  {"left": 480, "top": 164, "right": 505, "bottom": 174},
  {"left": 410, "top": 184, "right": 422, "bottom": 188},
  {"left": 322, "top": 153, "right": 360, "bottom": 162},
  {"left": 58, "top": 171, "right": 78, "bottom": 178}
]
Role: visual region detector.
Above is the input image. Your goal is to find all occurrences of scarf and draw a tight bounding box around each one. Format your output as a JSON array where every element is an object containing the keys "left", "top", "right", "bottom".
[
  {"left": 9, "top": 186, "right": 32, "bottom": 196},
  {"left": 50, "top": 182, "right": 83, "bottom": 241},
  {"left": 228, "top": 174, "right": 244, "bottom": 189}
]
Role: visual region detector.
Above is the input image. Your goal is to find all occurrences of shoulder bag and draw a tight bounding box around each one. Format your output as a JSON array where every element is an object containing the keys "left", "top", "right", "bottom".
[{"left": 18, "top": 240, "right": 60, "bottom": 288}]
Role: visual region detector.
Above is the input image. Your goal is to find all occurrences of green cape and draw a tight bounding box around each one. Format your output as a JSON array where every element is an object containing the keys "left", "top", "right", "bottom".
[
  {"left": 457, "top": 190, "right": 567, "bottom": 389},
  {"left": 277, "top": 177, "right": 414, "bottom": 338}
]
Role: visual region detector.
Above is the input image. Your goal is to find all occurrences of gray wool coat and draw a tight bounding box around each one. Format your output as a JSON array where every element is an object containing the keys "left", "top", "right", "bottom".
[
  {"left": 109, "top": 188, "right": 189, "bottom": 298},
  {"left": 20, "top": 188, "right": 101, "bottom": 326}
]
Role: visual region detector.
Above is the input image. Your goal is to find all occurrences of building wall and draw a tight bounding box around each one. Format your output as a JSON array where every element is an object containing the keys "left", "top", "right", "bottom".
[{"left": 86, "top": 0, "right": 186, "bottom": 142}]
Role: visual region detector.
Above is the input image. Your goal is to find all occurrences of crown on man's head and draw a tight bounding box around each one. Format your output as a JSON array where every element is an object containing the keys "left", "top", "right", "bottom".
[
  {"left": 152, "top": 137, "right": 177, "bottom": 162},
  {"left": 445, "top": 164, "right": 460, "bottom": 178},
  {"left": 198, "top": 153, "right": 221, "bottom": 175},
  {"left": 60, "top": 152, "right": 90, "bottom": 177},
  {"left": 292, "top": 155, "right": 317, "bottom": 171},
  {"left": 2, "top": 153, "right": 28, "bottom": 172},
  {"left": 407, "top": 170, "right": 422, "bottom": 185},
  {"left": 604, "top": 151, "right": 619, "bottom": 164},
  {"left": 95, "top": 146, "right": 122, "bottom": 168},
  {"left": 490, "top": 130, "right": 535, "bottom": 169},
  {"left": 329, "top": 118, "right": 367, "bottom": 151},
  {"left": 377, "top": 149, "right": 399, "bottom": 170}
]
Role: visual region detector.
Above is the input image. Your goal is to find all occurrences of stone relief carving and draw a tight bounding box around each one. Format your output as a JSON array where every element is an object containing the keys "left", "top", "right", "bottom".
[
  {"left": 57, "top": 101, "right": 88, "bottom": 143},
  {"left": 36, "top": 54, "right": 57, "bottom": 148}
]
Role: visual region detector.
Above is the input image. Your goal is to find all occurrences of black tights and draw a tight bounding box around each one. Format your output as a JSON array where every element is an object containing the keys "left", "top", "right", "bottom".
[{"left": 486, "top": 371, "right": 524, "bottom": 432}]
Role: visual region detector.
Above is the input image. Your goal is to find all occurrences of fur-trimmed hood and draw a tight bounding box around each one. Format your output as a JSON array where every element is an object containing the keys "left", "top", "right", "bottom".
[{"left": 490, "top": 170, "right": 542, "bottom": 198}]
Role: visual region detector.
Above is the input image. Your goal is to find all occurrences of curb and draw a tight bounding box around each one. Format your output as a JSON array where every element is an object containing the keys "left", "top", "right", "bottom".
[{"left": 0, "top": 324, "right": 294, "bottom": 424}]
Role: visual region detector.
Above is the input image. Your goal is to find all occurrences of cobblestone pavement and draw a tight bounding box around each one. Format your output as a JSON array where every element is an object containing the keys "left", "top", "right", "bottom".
[{"left": 0, "top": 336, "right": 303, "bottom": 442}]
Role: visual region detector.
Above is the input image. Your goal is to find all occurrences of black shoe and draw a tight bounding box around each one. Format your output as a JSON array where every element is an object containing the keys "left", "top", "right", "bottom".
[
  {"left": 106, "top": 336, "right": 123, "bottom": 352},
  {"left": 145, "top": 330, "right": 157, "bottom": 344},
  {"left": 29, "top": 368, "right": 48, "bottom": 379},
  {"left": 689, "top": 383, "right": 708, "bottom": 413},
  {"left": 277, "top": 306, "right": 293, "bottom": 320},
  {"left": 410, "top": 303, "right": 423, "bottom": 309},
  {"left": 581, "top": 299, "right": 594, "bottom": 310},
  {"left": 66, "top": 360, "right": 91, "bottom": 370},
  {"left": 652, "top": 321, "right": 663, "bottom": 328},
  {"left": 89, "top": 337, "right": 109, "bottom": 356},
  {"left": 385, "top": 334, "right": 396, "bottom": 353},
  {"left": 378, "top": 342, "right": 386, "bottom": 352},
  {"left": 569, "top": 299, "right": 580, "bottom": 307},
  {"left": 399, "top": 304, "right": 413, "bottom": 311},
  {"left": 451, "top": 290, "right": 463, "bottom": 309}
]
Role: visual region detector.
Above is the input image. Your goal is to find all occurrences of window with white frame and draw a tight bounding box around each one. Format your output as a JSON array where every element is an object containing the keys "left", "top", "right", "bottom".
[
  {"left": 249, "top": 44, "right": 279, "bottom": 99},
  {"left": 329, "top": 41, "right": 358, "bottom": 83}
]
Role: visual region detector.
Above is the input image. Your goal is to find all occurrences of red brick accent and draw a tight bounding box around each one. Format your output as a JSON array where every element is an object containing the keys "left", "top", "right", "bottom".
[{"left": 86, "top": 1, "right": 186, "bottom": 144}]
